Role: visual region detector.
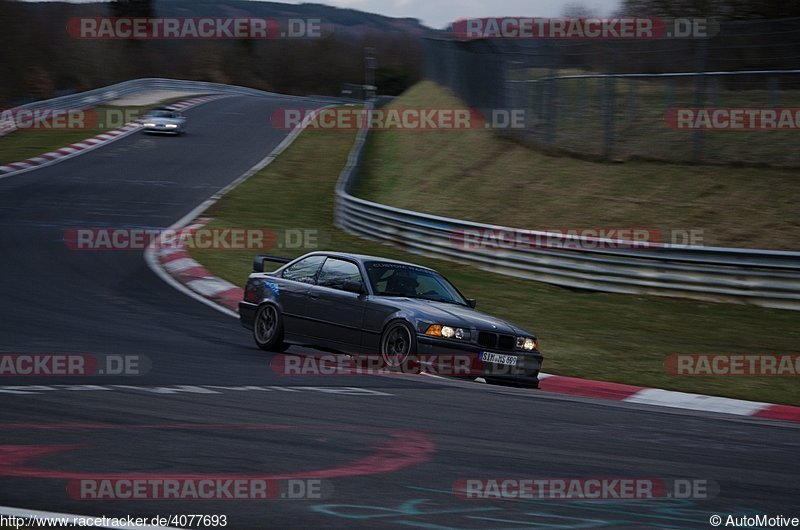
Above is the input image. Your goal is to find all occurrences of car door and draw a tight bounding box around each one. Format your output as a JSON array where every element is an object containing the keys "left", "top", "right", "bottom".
[
  {"left": 277, "top": 255, "right": 326, "bottom": 338},
  {"left": 306, "top": 258, "right": 367, "bottom": 351}
]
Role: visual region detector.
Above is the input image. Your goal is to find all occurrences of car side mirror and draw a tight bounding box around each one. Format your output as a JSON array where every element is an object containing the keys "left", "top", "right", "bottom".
[
  {"left": 343, "top": 280, "right": 365, "bottom": 295},
  {"left": 467, "top": 299, "right": 477, "bottom": 308}
]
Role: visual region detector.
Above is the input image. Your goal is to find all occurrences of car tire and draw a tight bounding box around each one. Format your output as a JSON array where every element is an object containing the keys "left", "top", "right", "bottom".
[
  {"left": 380, "top": 321, "right": 418, "bottom": 373},
  {"left": 253, "top": 304, "right": 285, "bottom": 352}
]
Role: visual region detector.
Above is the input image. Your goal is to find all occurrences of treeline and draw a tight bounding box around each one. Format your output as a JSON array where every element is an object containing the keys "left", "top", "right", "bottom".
[{"left": 0, "top": 0, "right": 428, "bottom": 106}]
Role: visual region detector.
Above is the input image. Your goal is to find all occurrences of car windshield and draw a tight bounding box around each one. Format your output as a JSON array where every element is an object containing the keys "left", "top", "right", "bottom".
[
  {"left": 365, "top": 262, "right": 467, "bottom": 305},
  {"left": 147, "top": 110, "right": 177, "bottom": 118}
]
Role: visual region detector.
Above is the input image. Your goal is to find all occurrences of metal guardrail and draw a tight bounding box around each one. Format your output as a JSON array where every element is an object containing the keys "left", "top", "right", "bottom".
[
  {"left": 8, "top": 78, "right": 298, "bottom": 111},
  {"left": 335, "top": 107, "right": 800, "bottom": 311}
]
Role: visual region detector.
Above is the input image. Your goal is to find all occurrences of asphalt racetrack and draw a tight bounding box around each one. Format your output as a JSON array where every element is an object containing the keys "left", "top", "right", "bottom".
[{"left": 0, "top": 95, "right": 797, "bottom": 529}]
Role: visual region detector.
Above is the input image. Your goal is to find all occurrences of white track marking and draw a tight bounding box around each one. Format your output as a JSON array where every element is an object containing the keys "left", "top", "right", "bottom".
[
  {"left": 163, "top": 258, "right": 202, "bottom": 274},
  {"left": 624, "top": 388, "right": 768, "bottom": 416}
]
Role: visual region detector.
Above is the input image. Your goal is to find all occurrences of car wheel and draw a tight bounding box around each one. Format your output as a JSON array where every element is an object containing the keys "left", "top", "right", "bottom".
[
  {"left": 253, "top": 304, "right": 284, "bottom": 352},
  {"left": 380, "top": 321, "right": 418, "bottom": 373}
]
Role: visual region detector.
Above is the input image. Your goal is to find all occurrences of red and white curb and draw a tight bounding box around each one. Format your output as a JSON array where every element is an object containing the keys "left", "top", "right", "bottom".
[
  {"left": 153, "top": 219, "right": 242, "bottom": 314},
  {"left": 533, "top": 373, "right": 800, "bottom": 423},
  {"left": 0, "top": 95, "right": 227, "bottom": 179}
]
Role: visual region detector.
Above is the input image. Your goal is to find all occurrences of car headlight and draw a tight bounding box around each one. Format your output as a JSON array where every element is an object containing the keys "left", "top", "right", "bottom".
[
  {"left": 143, "top": 123, "right": 157, "bottom": 127},
  {"left": 516, "top": 336, "right": 537, "bottom": 351},
  {"left": 425, "top": 324, "right": 470, "bottom": 340},
  {"left": 165, "top": 124, "right": 178, "bottom": 128}
]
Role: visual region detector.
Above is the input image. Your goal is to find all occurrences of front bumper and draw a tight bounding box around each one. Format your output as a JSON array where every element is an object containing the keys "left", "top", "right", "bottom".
[
  {"left": 144, "top": 125, "right": 181, "bottom": 134},
  {"left": 416, "top": 335, "right": 542, "bottom": 387}
]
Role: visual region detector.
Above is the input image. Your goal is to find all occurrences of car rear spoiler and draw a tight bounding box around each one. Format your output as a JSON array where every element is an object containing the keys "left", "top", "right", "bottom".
[{"left": 253, "top": 255, "right": 292, "bottom": 273}]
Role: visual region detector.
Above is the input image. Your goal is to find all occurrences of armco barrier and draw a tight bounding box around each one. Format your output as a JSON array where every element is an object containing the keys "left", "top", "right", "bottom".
[{"left": 334, "top": 106, "right": 800, "bottom": 311}]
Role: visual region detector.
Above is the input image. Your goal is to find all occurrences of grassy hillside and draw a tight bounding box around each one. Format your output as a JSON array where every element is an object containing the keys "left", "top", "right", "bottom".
[{"left": 355, "top": 81, "right": 800, "bottom": 250}]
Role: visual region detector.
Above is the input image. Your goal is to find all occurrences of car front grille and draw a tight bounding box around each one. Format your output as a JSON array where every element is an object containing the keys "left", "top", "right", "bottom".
[
  {"left": 477, "top": 332, "right": 496, "bottom": 349},
  {"left": 498, "top": 334, "right": 516, "bottom": 350},
  {"left": 478, "top": 332, "right": 516, "bottom": 351}
]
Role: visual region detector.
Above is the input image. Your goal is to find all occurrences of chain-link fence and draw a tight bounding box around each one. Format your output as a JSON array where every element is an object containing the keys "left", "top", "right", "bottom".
[{"left": 424, "top": 18, "right": 800, "bottom": 167}]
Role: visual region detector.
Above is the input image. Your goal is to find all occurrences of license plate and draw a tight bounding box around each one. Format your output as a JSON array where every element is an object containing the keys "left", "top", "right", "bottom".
[{"left": 481, "top": 352, "right": 518, "bottom": 366}]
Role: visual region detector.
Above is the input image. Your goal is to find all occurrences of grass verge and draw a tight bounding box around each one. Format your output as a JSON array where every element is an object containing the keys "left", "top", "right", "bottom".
[{"left": 188, "top": 111, "right": 800, "bottom": 406}]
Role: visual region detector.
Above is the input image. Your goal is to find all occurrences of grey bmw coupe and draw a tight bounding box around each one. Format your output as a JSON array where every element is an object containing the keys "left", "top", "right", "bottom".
[{"left": 239, "top": 252, "right": 542, "bottom": 387}]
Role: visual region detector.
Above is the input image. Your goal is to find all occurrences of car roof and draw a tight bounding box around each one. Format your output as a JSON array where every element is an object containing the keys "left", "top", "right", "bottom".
[{"left": 304, "top": 251, "right": 436, "bottom": 272}]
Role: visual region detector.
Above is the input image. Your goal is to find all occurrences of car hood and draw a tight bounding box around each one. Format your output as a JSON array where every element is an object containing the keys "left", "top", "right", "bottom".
[{"left": 383, "top": 297, "right": 533, "bottom": 336}]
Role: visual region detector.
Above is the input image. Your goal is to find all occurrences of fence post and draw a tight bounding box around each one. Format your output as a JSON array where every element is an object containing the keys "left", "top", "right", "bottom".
[
  {"left": 544, "top": 52, "right": 557, "bottom": 145},
  {"left": 602, "top": 44, "right": 616, "bottom": 158},
  {"left": 665, "top": 77, "right": 675, "bottom": 110},
  {"left": 691, "top": 40, "right": 708, "bottom": 162},
  {"left": 627, "top": 78, "right": 638, "bottom": 120},
  {"left": 768, "top": 77, "right": 779, "bottom": 107}
]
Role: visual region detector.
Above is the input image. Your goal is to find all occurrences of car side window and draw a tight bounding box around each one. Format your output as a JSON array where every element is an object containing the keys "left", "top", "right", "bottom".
[
  {"left": 317, "top": 258, "right": 363, "bottom": 291},
  {"left": 282, "top": 256, "right": 325, "bottom": 284}
]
